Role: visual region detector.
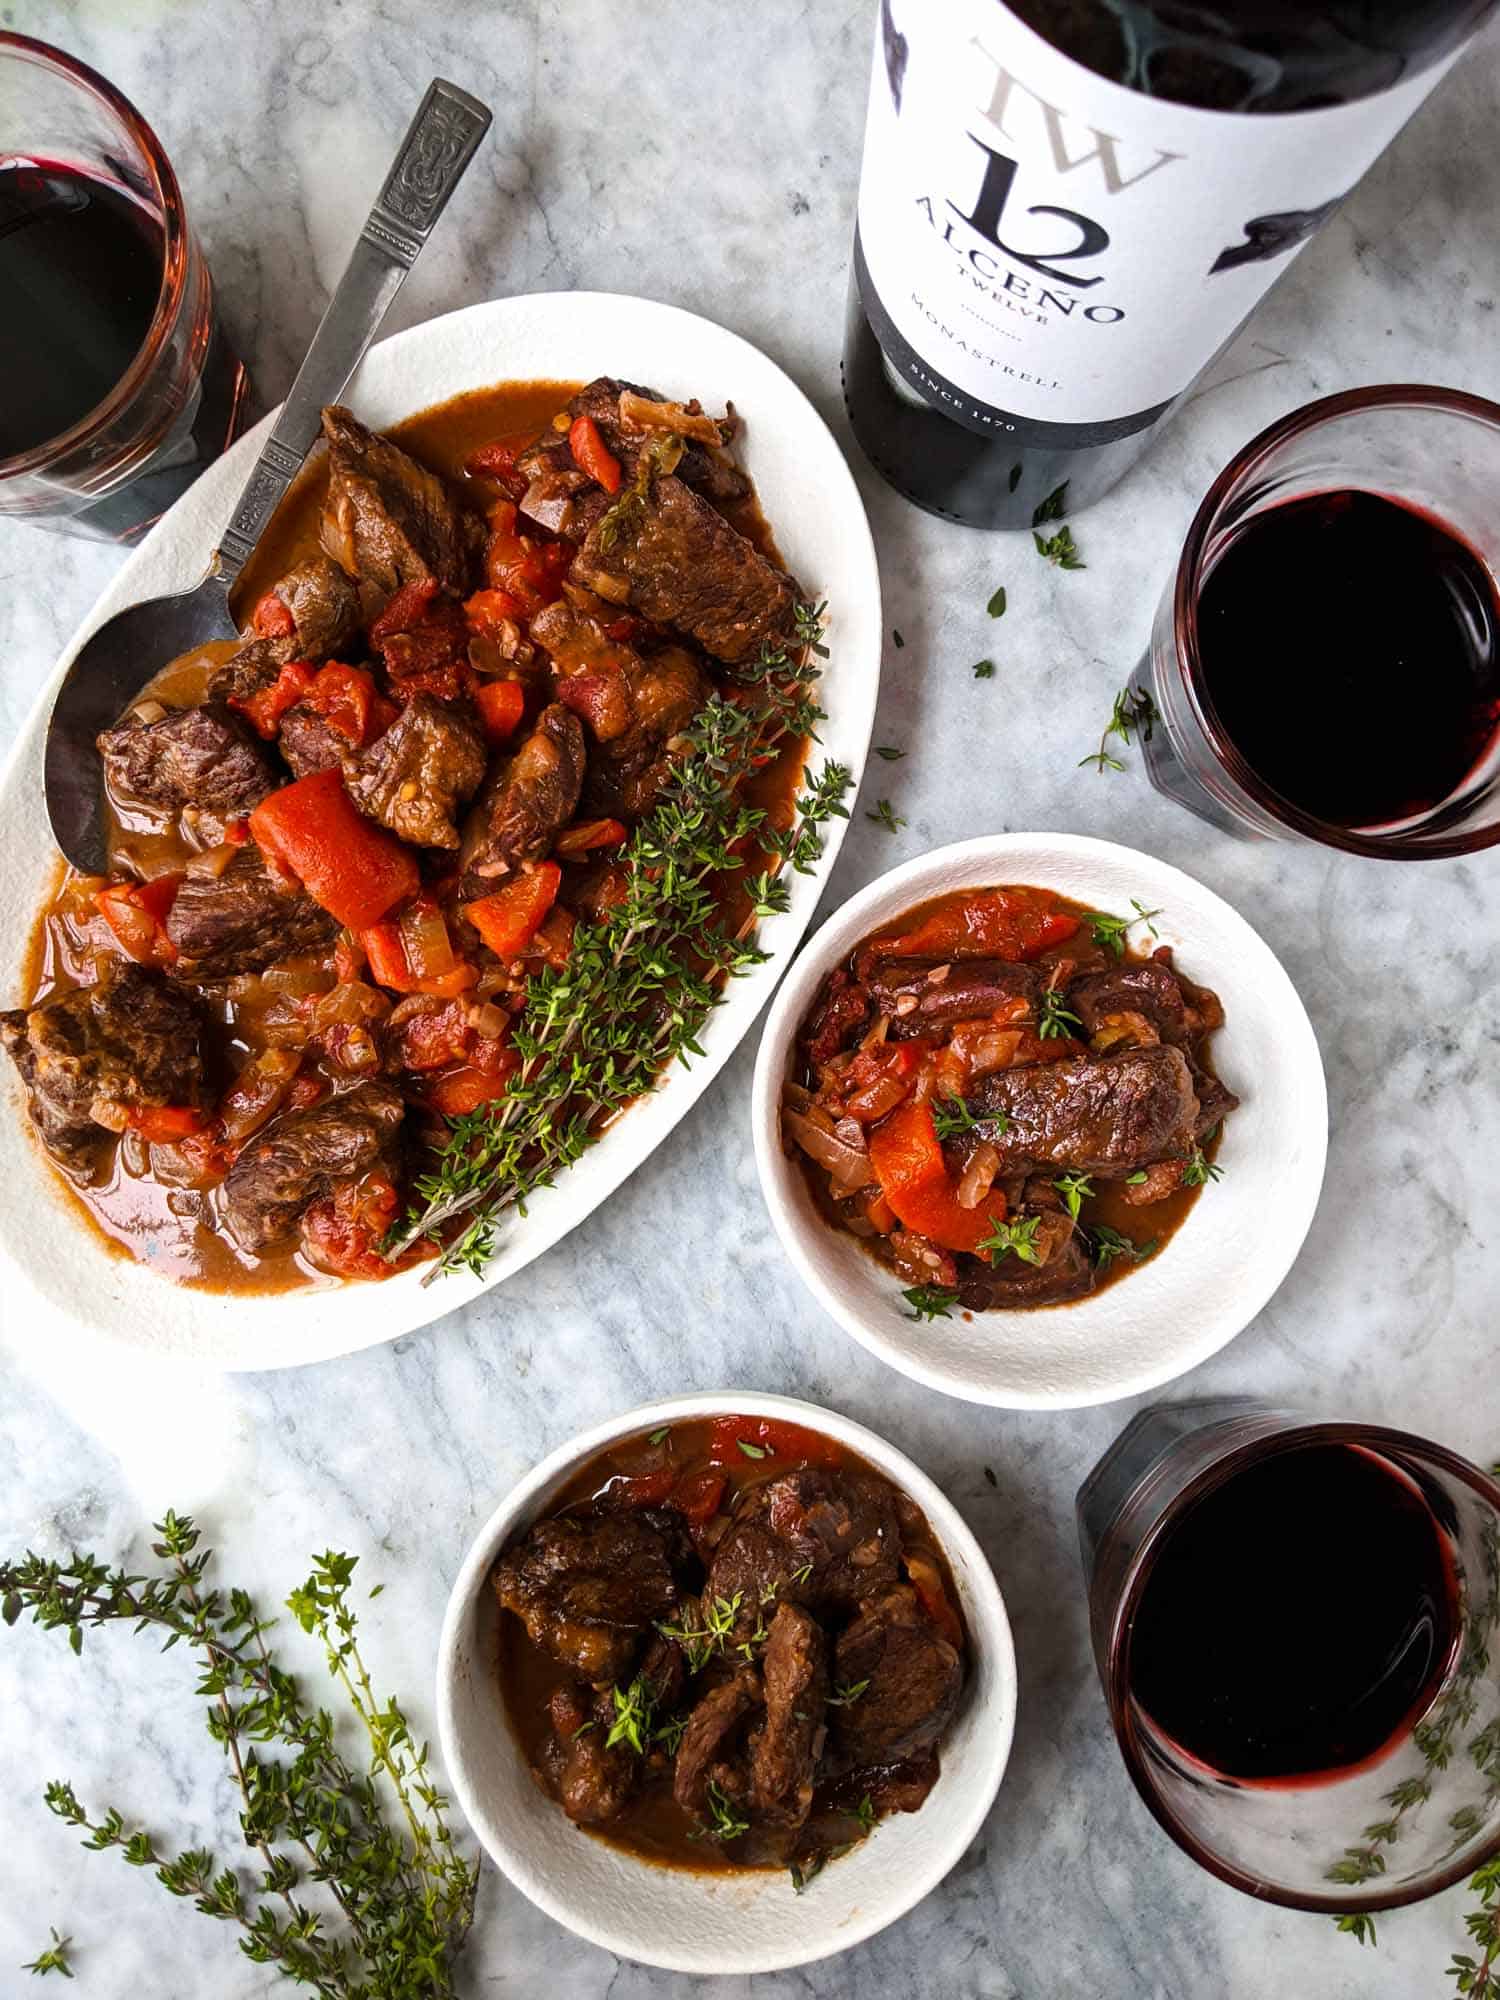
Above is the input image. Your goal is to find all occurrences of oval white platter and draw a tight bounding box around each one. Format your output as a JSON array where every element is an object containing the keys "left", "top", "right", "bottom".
[{"left": 0, "top": 293, "right": 880, "bottom": 1369}]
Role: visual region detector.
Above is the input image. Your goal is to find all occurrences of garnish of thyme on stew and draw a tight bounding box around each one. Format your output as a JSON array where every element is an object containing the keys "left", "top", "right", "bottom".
[
  {"left": 1052, "top": 1171, "right": 1094, "bottom": 1221},
  {"left": 977, "top": 1215, "right": 1045, "bottom": 1266},
  {"left": 1081, "top": 687, "right": 1158, "bottom": 774},
  {"left": 0, "top": 1513, "right": 476, "bottom": 1999},
  {"left": 390, "top": 603, "right": 851, "bottom": 1280},
  {"left": 902, "top": 1285, "right": 959, "bottom": 1321},
  {"left": 931, "top": 1095, "right": 980, "bottom": 1141},
  {"left": 1089, "top": 1224, "right": 1157, "bottom": 1271},
  {"left": 1085, "top": 901, "right": 1164, "bottom": 955},
  {"left": 1182, "top": 1144, "right": 1224, "bottom": 1187},
  {"left": 1037, "top": 987, "right": 1082, "bottom": 1040}
]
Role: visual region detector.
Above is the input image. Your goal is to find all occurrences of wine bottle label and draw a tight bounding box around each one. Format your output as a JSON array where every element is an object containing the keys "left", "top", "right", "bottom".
[{"left": 856, "top": 1, "right": 1459, "bottom": 446}]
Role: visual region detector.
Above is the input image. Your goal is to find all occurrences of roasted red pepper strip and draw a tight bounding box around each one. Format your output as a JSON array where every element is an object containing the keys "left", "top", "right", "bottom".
[
  {"left": 671, "top": 1467, "right": 728, "bottom": 1525},
  {"left": 706, "top": 1416, "right": 844, "bottom": 1468},
  {"left": 871, "top": 888, "right": 1080, "bottom": 963},
  {"left": 568, "top": 413, "right": 622, "bottom": 494},
  {"left": 553, "top": 818, "right": 628, "bottom": 858},
  {"left": 866, "top": 1100, "right": 1007, "bottom": 1256},
  {"left": 463, "top": 864, "right": 562, "bottom": 958},
  {"left": 250, "top": 770, "right": 419, "bottom": 931},
  {"left": 126, "top": 1104, "right": 210, "bottom": 1143}
]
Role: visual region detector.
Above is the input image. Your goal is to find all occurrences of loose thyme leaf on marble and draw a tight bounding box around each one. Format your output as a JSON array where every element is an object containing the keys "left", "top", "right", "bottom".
[
  {"left": 986, "top": 585, "right": 1008, "bottom": 618},
  {"left": 866, "top": 798, "right": 906, "bottom": 834},
  {"left": 971, "top": 658, "right": 996, "bottom": 680}
]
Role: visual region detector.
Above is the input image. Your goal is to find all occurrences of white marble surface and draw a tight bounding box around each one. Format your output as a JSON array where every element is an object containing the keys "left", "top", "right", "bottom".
[{"left": 2, "top": 3, "right": 1499, "bottom": 1993}]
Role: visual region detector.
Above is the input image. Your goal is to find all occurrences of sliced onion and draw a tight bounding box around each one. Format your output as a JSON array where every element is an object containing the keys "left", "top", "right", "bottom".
[
  {"left": 387, "top": 993, "right": 441, "bottom": 1027},
  {"left": 470, "top": 1001, "right": 508, "bottom": 1039},
  {"left": 400, "top": 902, "right": 456, "bottom": 979},
  {"left": 262, "top": 961, "right": 332, "bottom": 997},
  {"left": 859, "top": 1012, "right": 891, "bottom": 1052},
  {"left": 312, "top": 981, "right": 390, "bottom": 1027},
  {"left": 925, "top": 963, "right": 952, "bottom": 986},
  {"left": 185, "top": 842, "right": 238, "bottom": 880},
  {"left": 132, "top": 699, "right": 168, "bottom": 725},
  {"left": 617, "top": 390, "right": 724, "bottom": 446},
  {"left": 956, "top": 1142, "right": 1000, "bottom": 1211},
  {"left": 834, "top": 1116, "right": 867, "bottom": 1152},
  {"left": 220, "top": 1049, "right": 300, "bottom": 1141},
  {"left": 783, "top": 1107, "right": 876, "bottom": 1192},
  {"left": 782, "top": 1079, "right": 814, "bottom": 1112}
]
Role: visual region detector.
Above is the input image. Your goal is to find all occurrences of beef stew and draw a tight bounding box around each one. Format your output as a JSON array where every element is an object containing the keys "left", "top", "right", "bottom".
[
  {"left": 493, "top": 1414, "right": 969, "bottom": 1881},
  {"left": 784, "top": 886, "right": 1237, "bottom": 1312},
  {"left": 8, "top": 378, "right": 811, "bottom": 1291}
]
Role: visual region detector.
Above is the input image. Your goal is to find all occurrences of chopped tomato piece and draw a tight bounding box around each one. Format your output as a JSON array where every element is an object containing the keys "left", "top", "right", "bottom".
[
  {"left": 394, "top": 998, "right": 476, "bottom": 1072},
  {"left": 866, "top": 1101, "right": 1007, "bottom": 1257},
  {"left": 706, "top": 1416, "right": 844, "bottom": 1469},
  {"left": 568, "top": 413, "right": 622, "bottom": 493},
  {"left": 424, "top": 1054, "right": 519, "bottom": 1117},
  {"left": 230, "top": 659, "right": 315, "bottom": 739},
  {"left": 249, "top": 589, "right": 297, "bottom": 640},
  {"left": 483, "top": 507, "right": 571, "bottom": 611},
  {"left": 471, "top": 678, "right": 527, "bottom": 745},
  {"left": 463, "top": 432, "right": 534, "bottom": 498},
  {"left": 250, "top": 770, "right": 419, "bottom": 931},
  {"left": 607, "top": 1465, "right": 680, "bottom": 1508},
  {"left": 871, "top": 889, "right": 1080, "bottom": 963},
  {"left": 671, "top": 1468, "right": 728, "bottom": 1526},
  {"left": 464, "top": 587, "right": 526, "bottom": 638},
  {"left": 96, "top": 874, "right": 183, "bottom": 967},
  {"left": 126, "top": 1104, "right": 209, "bottom": 1143},
  {"left": 905, "top": 1549, "right": 964, "bottom": 1649},
  {"left": 301, "top": 1173, "right": 427, "bottom": 1281},
  {"left": 300, "top": 662, "right": 397, "bottom": 747},
  {"left": 463, "top": 864, "right": 561, "bottom": 958},
  {"left": 554, "top": 818, "right": 628, "bottom": 858},
  {"left": 369, "top": 577, "right": 440, "bottom": 643}
]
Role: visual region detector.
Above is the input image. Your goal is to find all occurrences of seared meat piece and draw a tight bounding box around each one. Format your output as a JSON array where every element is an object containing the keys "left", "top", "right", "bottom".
[
  {"left": 166, "top": 847, "right": 338, "bottom": 982},
  {"left": 320, "top": 404, "right": 484, "bottom": 599},
  {"left": 957, "top": 1221, "right": 1095, "bottom": 1308},
  {"left": 517, "top": 378, "right": 750, "bottom": 536},
  {"left": 548, "top": 1685, "right": 638, "bottom": 1827},
  {"left": 672, "top": 1667, "right": 761, "bottom": 1818},
  {"left": 1, "top": 964, "right": 203, "bottom": 1173},
  {"left": 638, "top": 1629, "right": 688, "bottom": 1714},
  {"left": 576, "top": 647, "right": 709, "bottom": 821},
  {"left": 571, "top": 474, "right": 801, "bottom": 665},
  {"left": 277, "top": 703, "right": 349, "bottom": 779},
  {"left": 342, "top": 695, "right": 487, "bottom": 850},
  {"left": 208, "top": 637, "right": 283, "bottom": 707},
  {"left": 1189, "top": 1060, "right": 1239, "bottom": 1142},
  {"left": 493, "top": 1507, "right": 686, "bottom": 1682},
  {"left": 1068, "top": 961, "right": 1193, "bottom": 1048},
  {"left": 749, "top": 1604, "right": 827, "bottom": 1829},
  {"left": 98, "top": 703, "right": 279, "bottom": 829},
  {"left": 220, "top": 1080, "right": 403, "bottom": 1254},
  {"left": 864, "top": 958, "right": 1041, "bottom": 1039},
  {"left": 801, "top": 968, "right": 870, "bottom": 1069},
  {"left": 968, "top": 1045, "right": 1199, "bottom": 1179},
  {"left": 707, "top": 1468, "right": 902, "bottom": 1628},
  {"left": 256, "top": 554, "right": 361, "bottom": 660},
  {"left": 831, "top": 1586, "right": 962, "bottom": 1767},
  {"left": 459, "top": 704, "right": 586, "bottom": 898}
]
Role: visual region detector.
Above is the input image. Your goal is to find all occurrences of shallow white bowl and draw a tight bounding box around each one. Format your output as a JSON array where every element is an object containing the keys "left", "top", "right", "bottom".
[
  {"left": 0, "top": 292, "right": 879, "bottom": 1369},
  {"left": 752, "top": 833, "right": 1328, "bottom": 1411},
  {"left": 436, "top": 1390, "right": 1016, "bottom": 1974}
]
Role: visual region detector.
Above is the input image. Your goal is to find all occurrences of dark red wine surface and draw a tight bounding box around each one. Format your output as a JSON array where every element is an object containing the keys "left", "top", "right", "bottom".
[
  {"left": 1129, "top": 1443, "right": 1457, "bottom": 1782},
  {"left": 1196, "top": 490, "right": 1500, "bottom": 829},
  {"left": 0, "top": 163, "right": 164, "bottom": 458}
]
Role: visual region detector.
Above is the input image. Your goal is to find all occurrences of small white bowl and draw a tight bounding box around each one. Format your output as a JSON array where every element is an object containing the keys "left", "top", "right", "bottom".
[
  {"left": 436, "top": 1391, "right": 1016, "bottom": 1975},
  {"left": 752, "top": 833, "right": 1327, "bottom": 1411}
]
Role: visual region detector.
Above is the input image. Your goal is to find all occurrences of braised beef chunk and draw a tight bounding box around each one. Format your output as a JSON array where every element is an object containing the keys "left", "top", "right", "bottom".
[
  {"left": 459, "top": 703, "right": 586, "bottom": 897},
  {"left": 550, "top": 1684, "right": 638, "bottom": 1827},
  {"left": 493, "top": 1508, "right": 685, "bottom": 1682},
  {"left": 707, "top": 1467, "right": 902, "bottom": 1626},
  {"left": 342, "top": 695, "right": 487, "bottom": 850},
  {"left": 969, "top": 1045, "right": 1199, "bottom": 1178},
  {"left": 320, "top": 404, "right": 484, "bottom": 598},
  {"left": 1191, "top": 1064, "right": 1239, "bottom": 1140},
  {"left": 98, "top": 703, "right": 279, "bottom": 827},
  {"left": 801, "top": 968, "right": 870, "bottom": 1069},
  {"left": 673, "top": 1667, "right": 760, "bottom": 1819},
  {"left": 208, "top": 637, "right": 283, "bottom": 707},
  {"left": 166, "top": 847, "right": 338, "bottom": 981},
  {"left": 571, "top": 474, "right": 801, "bottom": 665},
  {"left": 259, "top": 555, "right": 361, "bottom": 660},
  {"left": 221, "top": 1080, "right": 403, "bottom": 1254},
  {"left": 576, "top": 647, "right": 709, "bottom": 821},
  {"left": 566, "top": 377, "right": 751, "bottom": 504},
  {"left": 831, "top": 1586, "right": 962, "bottom": 1767},
  {"left": 865, "top": 958, "right": 1041, "bottom": 1038},
  {"left": 749, "top": 1604, "right": 827, "bottom": 1829},
  {"left": 958, "top": 1220, "right": 1095, "bottom": 1309},
  {"left": 277, "top": 702, "right": 349, "bottom": 779},
  {"left": 2, "top": 964, "right": 203, "bottom": 1173}
]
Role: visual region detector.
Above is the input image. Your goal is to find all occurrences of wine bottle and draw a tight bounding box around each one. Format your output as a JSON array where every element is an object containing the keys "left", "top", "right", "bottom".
[{"left": 842, "top": 0, "right": 1498, "bottom": 529}]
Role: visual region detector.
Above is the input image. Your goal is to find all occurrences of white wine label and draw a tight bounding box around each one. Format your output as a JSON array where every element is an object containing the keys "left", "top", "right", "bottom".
[{"left": 856, "top": 0, "right": 1458, "bottom": 443}]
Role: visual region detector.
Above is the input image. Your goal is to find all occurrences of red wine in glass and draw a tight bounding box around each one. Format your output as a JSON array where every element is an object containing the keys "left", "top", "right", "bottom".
[
  {"left": 1196, "top": 490, "right": 1500, "bottom": 832},
  {"left": 0, "top": 161, "right": 244, "bottom": 536},
  {"left": 1128, "top": 1442, "right": 1460, "bottom": 1783}
]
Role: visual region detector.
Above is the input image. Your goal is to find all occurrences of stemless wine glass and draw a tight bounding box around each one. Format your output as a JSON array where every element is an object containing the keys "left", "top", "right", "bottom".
[
  {"left": 0, "top": 33, "right": 248, "bottom": 541},
  {"left": 1134, "top": 385, "right": 1500, "bottom": 858},
  {"left": 1078, "top": 1399, "right": 1500, "bottom": 1915}
]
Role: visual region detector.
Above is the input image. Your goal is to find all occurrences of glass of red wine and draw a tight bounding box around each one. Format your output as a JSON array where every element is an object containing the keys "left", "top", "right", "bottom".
[
  {"left": 1134, "top": 386, "right": 1500, "bottom": 858},
  {"left": 1079, "top": 1399, "right": 1500, "bottom": 1915},
  {"left": 0, "top": 33, "right": 248, "bottom": 541}
]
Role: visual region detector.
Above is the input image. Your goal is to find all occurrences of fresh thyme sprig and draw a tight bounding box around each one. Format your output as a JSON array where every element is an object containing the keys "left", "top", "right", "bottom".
[
  {"left": 977, "top": 1215, "right": 1044, "bottom": 1266},
  {"left": 1182, "top": 1145, "right": 1224, "bottom": 1188},
  {"left": 22, "top": 1931, "right": 73, "bottom": 1979},
  {"left": 0, "top": 1514, "right": 477, "bottom": 1999},
  {"left": 826, "top": 1679, "right": 870, "bottom": 1708},
  {"left": 694, "top": 1779, "right": 749, "bottom": 1845},
  {"left": 1081, "top": 687, "right": 1157, "bottom": 774},
  {"left": 866, "top": 798, "right": 905, "bottom": 834},
  {"left": 1032, "top": 482, "right": 1069, "bottom": 527},
  {"left": 1038, "top": 987, "right": 1082, "bottom": 1040},
  {"left": 931, "top": 1095, "right": 980, "bottom": 1141},
  {"left": 391, "top": 608, "right": 851, "bottom": 1280},
  {"left": 1085, "top": 901, "right": 1164, "bottom": 956},
  {"left": 1052, "top": 1171, "right": 1094, "bottom": 1221},
  {"left": 901, "top": 1284, "right": 958, "bottom": 1321},
  {"left": 1089, "top": 1224, "right": 1157, "bottom": 1271},
  {"left": 603, "top": 1675, "right": 655, "bottom": 1756},
  {"left": 1034, "top": 524, "right": 1085, "bottom": 570}
]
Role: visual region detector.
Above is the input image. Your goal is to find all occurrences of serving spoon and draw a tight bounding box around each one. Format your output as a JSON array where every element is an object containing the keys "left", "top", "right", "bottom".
[{"left": 42, "top": 76, "right": 492, "bottom": 874}]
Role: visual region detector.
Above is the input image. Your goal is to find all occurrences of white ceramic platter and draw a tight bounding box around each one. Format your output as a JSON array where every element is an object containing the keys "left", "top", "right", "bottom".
[
  {"left": 0, "top": 293, "right": 880, "bottom": 1369},
  {"left": 436, "top": 1391, "right": 1016, "bottom": 1975},
  {"left": 752, "top": 833, "right": 1328, "bottom": 1411}
]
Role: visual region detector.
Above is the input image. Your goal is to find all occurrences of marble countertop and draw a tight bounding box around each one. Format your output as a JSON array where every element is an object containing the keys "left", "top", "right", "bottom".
[{"left": 3, "top": 4, "right": 1499, "bottom": 1994}]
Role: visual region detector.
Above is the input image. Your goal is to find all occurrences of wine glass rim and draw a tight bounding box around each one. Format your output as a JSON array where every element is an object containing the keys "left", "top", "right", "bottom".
[
  {"left": 0, "top": 32, "right": 190, "bottom": 479},
  {"left": 1103, "top": 1418, "right": 1500, "bottom": 1913},
  {"left": 1172, "top": 382, "right": 1500, "bottom": 861}
]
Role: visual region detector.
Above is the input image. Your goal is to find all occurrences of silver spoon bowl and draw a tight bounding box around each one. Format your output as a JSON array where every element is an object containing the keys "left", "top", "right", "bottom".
[{"left": 43, "top": 76, "right": 490, "bottom": 875}]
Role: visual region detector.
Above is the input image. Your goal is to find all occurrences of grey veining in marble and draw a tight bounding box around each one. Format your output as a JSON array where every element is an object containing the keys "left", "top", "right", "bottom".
[{"left": 2, "top": 2, "right": 1499, "bottom": 1993}]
